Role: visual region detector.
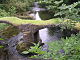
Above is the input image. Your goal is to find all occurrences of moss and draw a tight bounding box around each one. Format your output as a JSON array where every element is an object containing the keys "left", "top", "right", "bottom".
[
  {"left": 1, "top": 26, "right": 20, "bottom": 38},
  {"left": 17, "top": 15, "right": 34, "bottom": 20},
  {"left": 0, "top": 17, "right": 80, "bottom": 30},
  {"left": 75, "top": 22, "right": 80, "bottom": 30},
  {"left": 16, "top": 41, "right": 34, "bottom": 53},
  {"left": 0, "top": 17, "right": 62, "bottom": 25},
  {"left": 16, "top": 41, "right": 28, "bottom": 52}
]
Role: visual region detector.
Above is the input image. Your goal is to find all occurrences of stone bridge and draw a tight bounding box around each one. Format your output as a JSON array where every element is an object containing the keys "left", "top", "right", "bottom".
[
  {"left": 0, "top": 17, "right": 80, "bottom": 60},
  {"left": 0, "top": 19, "right": 55, "bottom": 43},
  {"left": 0, "top": 17, "right": 58, "bottom": 60},
  {"left": 0, "top": 17, "right": 80, "bottom": 44}
]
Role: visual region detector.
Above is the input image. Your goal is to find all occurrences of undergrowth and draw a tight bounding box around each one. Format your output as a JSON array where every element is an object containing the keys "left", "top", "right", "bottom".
[{"left": 28, "top": 33, "right": 80, "bottom": 60}]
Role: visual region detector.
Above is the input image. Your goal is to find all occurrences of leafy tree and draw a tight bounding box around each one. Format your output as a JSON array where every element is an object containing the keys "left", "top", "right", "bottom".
[
  {"left": 38, "top": 0, "right": 80, "bottom": 21},
  {"left": 6, "top": 0, "right": 35, "bottom": 12},
  {"left": 0, "top": 0, "right": 35, "bottom": 14}
]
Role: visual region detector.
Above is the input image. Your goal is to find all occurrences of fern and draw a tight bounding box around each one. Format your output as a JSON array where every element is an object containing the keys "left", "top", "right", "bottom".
[
  {"left": 30, "top": 33, "right": 80, "bottom": 60},
  {"left": 22, "top": 43, "right": 46, "bottom": 55}
]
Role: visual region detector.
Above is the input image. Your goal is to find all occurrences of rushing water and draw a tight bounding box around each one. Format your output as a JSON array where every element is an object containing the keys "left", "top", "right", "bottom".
[
  {"left": 35, "top": 12, "right": 41, "bottom": 20},
  {"left": 34, "top": 2, "right": 62, "bottom": 51}
]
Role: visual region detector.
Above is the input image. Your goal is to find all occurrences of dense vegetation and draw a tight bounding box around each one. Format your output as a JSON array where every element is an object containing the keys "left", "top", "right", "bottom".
[
  {"left": 38, "top": 0, "right": 80, "bottom": 21},
  {"left": 0, "top": 0, "right": 80, "bottom": 20},
  {"left": 29, "top": 33, "right": 80, "bottom": 60},
  {"left": 0, "top": 0, "right": 80, "bottom": 60},
  {"left": 0, "top": 0, "right": 35, "bottom": 16}
]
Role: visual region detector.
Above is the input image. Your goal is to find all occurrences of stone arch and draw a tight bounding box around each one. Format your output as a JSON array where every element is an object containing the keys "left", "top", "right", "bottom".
[{"left": 18, "top": 24, "right": 55, "bottom": 43}]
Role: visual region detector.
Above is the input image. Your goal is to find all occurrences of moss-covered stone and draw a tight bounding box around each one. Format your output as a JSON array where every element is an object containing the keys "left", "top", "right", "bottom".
[
  {"left": 0, "top": 17, "right": 79, "bottom": 30},
  {"left": 0, "top": 17, "right": 62, "bottom": 25},
  {"left": 1, "top": 26, "right": 20, "bottom": 38},
  {"left": 16, "top": 41, "right": 34, "bottom": 53}
]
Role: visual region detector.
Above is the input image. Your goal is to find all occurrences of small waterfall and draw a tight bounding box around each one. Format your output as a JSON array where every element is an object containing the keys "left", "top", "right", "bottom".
[
  {"left": 35, "top": 12, "right": 41, "bottom": 20},
  {"left": 33, "top": 2, "right": 62, "bottom": 51},
  {"left": 35, "top": 11, "right": 49, "bottom": 51}
]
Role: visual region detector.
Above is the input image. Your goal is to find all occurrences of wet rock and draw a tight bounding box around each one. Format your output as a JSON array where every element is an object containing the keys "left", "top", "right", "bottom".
[
  {"left": 0, "top": 41, "right": 9, "bottom": 60},
  {"left": 16, "top": 41, "right": 34, "bottom": 53}
]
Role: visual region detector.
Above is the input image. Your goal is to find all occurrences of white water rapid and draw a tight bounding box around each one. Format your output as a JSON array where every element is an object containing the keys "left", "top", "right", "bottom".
[{"left": 35, "top": 12, "right": 41, "bottom": 20}]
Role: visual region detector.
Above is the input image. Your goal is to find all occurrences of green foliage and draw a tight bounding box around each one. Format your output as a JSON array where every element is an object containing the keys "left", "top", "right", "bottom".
[
  {"left": 54, "top": 1, "right": 80, "bottom": 21},
  {"left": 22, "top": 43, "right": 46, "bottom": 55},
  {"left": 0, "top": 38, "right": 4, "bottom": 48},
  {"left": 38, "top": 0, "right": 80, "bottom": 21},
  {"left": 8, "top": 6, "right": 16, "bottom": 16},
  {"left": 0, "top": 0, "right": 35, "bottom": 15},
  {"left": 0, "top": 46, "right": 4, "bottom": 48},
  {"left": 5, "top": 0, "right": 35, "bottom": 12},
  {"left": 0, "top": 38, "right": 4, "bottom": 40},
  {"left": 0, "top": 23, "right": 9, "bottom": 31},
  {"left": 0, "top": 9, "right": 10, "bottom": 17},
  {"left": 61, "top": 19, "right": 77, "bottom": 29},
  {"left": 31, "top": 33, "right": 80, "bottom": 60},
  {"left": 0, "top": 0, "right": 80, "bottom": 19}
]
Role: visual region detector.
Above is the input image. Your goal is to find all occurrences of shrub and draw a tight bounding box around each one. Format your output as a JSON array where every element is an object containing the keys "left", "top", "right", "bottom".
[
  {"left": 0, "top": 9, "right": 10, "bottom": 17},
  {"left": 38, "top": 0, "right": 80, "bottom": 21},
  {"left": 8, "top": 6, "right": 16, "bottom": 16},
  {"left": 21, "top": 43, "right": 46, "bottom": 55},
  {"left": 0, "top": 23, "right": 9, "bottom": 31},
  {"left": 6, "top": 0, "right": 35, "bottom": 13},
  {"left": 30, "top": 33, "right": 80, "bottom": 60}
]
